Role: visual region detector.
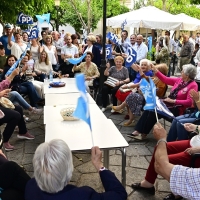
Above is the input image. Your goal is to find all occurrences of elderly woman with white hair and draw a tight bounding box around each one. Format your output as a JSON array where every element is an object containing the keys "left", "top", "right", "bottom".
[
  {"left": 25, "top": 139, "right": 127, "bottom": 200},
  {"left": 128, "top": 64, "right": 198, "bottom": 140}
]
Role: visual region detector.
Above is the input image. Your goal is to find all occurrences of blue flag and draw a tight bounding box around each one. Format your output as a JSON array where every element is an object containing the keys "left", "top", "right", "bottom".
[
  {"left": 106, "top": 32, "right": 120, "bottom": 45},
  {"left": 29, "top": 26, "right": 39, "bottom": 39},
  {"left": 67, "top": 53, "right": 87, "bottom": 65},
  {"left": 73, "top": 74, "right": 91, "bottom": 130},
  {"left": 5, "top": 43, "right": 31, "bottom": 76},
  {"left": 16, "top": 12, "right": 33, "bottom": 25},
  {"left": 140, "top": 78, "right": 156, "bottom": 110},
  {"left": 121, "top": 19, "right": 127, "bottom": 31},
  {"left": 36, "top": 13, "right": 50, "bottom": 23},
  {"left": 105, "top": 44, "right": 112, "bottom": 59},
  {"left": 125, "top": 47, "right": 137, "bottom": 68}
]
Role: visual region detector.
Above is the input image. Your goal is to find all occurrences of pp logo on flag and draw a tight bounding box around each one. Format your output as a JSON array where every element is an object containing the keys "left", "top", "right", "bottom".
[
  {"left": 106, "top": 32, "right": 120, "bottom": 45},
  {"left": 125, "top": 47, "right": 137, "bottom": 68},
  {"left": 16, "top": 13, "right": 33, "bottom": 25},
  {"left": 105, "top": 44, "right": 112, "bottom": 59}
]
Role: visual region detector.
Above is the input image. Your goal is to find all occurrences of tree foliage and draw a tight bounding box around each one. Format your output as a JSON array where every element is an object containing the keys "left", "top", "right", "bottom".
[{"left": 0, "top": 0, "right": 54, "bottom": 25}]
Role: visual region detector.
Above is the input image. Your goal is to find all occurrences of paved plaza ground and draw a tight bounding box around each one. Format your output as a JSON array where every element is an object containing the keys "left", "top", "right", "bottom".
[{"left": 3, "top": 105, "right": 184, "bottom": 200}]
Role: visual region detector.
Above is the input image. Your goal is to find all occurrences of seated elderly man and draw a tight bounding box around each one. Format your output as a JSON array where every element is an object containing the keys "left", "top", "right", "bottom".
[
  {"left": 153, "top": 123, "right": 200, "bottom": 200},
  {"left": 25, "top": 139, "right": 127, "bottom": 200}
]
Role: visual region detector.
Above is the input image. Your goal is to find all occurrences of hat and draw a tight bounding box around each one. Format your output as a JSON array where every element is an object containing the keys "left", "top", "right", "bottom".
[{"left": 4, "top": 24, "right": 11, "bottom": 29}]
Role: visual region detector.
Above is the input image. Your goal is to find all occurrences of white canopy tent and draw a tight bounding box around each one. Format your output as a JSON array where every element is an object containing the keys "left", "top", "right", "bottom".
[
  {"left": 174, "top": 13, "right": 200, "bottom": 31},
  {"left": 107, "top": 6, "right": 182, "bottom": 30}
]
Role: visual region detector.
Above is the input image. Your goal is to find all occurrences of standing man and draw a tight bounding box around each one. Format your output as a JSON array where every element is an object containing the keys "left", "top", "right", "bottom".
[
  {"left": 39, "top": 31, "right": 47, "bottom": 46},
  {"left": 60, "top": 30, "right": 65, "bottom": 39},
  {"left": 60, "top": 35, "right": 79, "bottom": 77},
  {"left": 0, "top": 24, "right": 14, "bottom": 56},
  {"left": 179, "top": 35, "right": 194, "bottom": 70},
  {"left": 165, "top": 31, "right": 177, "bottom": 75},
  {"left": 120, "top": 30, "right": 130, "bottom": 52},
  {"left": 52, "top": 31, "right": 64, "bottom": 65}
]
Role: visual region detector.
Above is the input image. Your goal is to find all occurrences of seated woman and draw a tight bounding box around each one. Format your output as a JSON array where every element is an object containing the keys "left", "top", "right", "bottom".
[
  {"left": 0, "top": 68, "right": 35, "bottom": 151},
  {"left": 9, "top": 91, "right": 43, "bottom": 115},
  {"left": 72, "top": 52, "right": 100, "bottom": 93},
  {"left": 114, "top": 59, "right": 153, "bottom": 112},
  {"left": 2, "top": 55, "right": 41, "bottom": 108},
  {"left": 113, "top": 64, "right": 167, "bottom": 126},
  {"left": 131, "top": 122, "right": 200, "bottom": 200},
  {"left": 167, "top": 89, "right": 200, "bottom": 142},
  {"left": 129, "top": 64, "right": 198, "bottom": 139},
  {"left": 34, "top": 51, "right": 58, "bottom": 82},
  {"left": 25, "top": 140, "right": 127, "bottom": 200},
  {"left": 101, "top": 56, "right": 130, "bottom": 112},
  {"left": 19, "top": 53, "right": 44, "bottom": 99}
]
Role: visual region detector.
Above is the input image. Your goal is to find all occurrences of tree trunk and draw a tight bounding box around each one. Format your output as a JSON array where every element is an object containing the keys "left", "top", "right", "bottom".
[
  {"left": 87, "top": 0, "right": 91, "bottom": 34},
  {"left": 162, "top": 0, "right": 167, "bottom": 11}
]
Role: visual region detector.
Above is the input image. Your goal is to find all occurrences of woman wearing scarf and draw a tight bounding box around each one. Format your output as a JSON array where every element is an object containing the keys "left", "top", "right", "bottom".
[{"left": 128, "top": 63, "right": 198, "bottom": 139}]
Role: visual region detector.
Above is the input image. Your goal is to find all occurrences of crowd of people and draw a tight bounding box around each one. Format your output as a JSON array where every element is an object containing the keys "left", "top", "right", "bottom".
[{"left": 0, "top": 23, "right": 200, "bottom": 200}]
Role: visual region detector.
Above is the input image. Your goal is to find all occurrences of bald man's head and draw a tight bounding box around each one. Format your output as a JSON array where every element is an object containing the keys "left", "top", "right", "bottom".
[
  {"left": 183, "top": 34, "right": 189, "bottom": 43},
  {"left": 137, "top": 35, "right": 143, "bottom": 45}
]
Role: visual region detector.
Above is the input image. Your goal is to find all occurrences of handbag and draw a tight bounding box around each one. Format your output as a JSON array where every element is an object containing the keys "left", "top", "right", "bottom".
[
  {"left": 0, "top": 97, "right": 15, "bottom": 109},
  {"left": 104, "top": 76, "right": 119, "bottom": 87}
]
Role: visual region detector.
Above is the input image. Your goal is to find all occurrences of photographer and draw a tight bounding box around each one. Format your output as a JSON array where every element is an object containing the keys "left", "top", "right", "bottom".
[{"left": 155, "top": 36, "right": 170, "bottom": 67}]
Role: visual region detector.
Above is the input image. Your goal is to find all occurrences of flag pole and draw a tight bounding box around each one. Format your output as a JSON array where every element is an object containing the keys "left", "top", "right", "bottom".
[{"left": 154, "top": 108, "right": 159, "bottom": 123}]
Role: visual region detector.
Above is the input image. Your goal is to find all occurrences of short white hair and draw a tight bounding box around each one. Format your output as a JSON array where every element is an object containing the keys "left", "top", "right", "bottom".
[
  {"left": 140, "top": 59, "right": 151, "bottom": 66},
  {"left": 182, "top": 64, "right": 197, "bottom": 80},
  {"left": 33, "top": 139, "right": 74, "bottom": 193}
]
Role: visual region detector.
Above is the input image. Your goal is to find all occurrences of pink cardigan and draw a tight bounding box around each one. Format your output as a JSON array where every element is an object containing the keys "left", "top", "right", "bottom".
[
  {"left": 0, "top": 80, "right": 10, "bottom": 91},
  {"left": 156, "top": 71, "right": 198, "bottom": 107}
]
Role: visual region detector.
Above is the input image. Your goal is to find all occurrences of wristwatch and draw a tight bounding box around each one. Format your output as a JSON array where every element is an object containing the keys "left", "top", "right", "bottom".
[
  {"left": 196, "top": 125, "right": 199, "bottom": 134},
  {"left": 99, "top": 166, "right": 107, "bottom": 172}
]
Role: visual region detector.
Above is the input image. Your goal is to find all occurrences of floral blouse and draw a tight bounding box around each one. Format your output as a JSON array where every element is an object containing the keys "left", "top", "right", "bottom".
[{"left": 74, "top": 62, "right": 100, "bottom": 78}]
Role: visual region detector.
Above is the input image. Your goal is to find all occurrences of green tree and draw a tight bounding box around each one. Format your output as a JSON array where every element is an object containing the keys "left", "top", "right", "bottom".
[{"left": 0, "top": 0, "right": 54, "bottom": 26}]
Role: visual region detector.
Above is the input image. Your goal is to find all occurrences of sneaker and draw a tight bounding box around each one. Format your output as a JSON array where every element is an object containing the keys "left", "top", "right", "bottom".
[
  {"left": 3, "top": 142, "right": 14, "bottom": 151},
  {"left": 101, "top": 107, "right": 106, "bottom": 112},
  {"left": 29, "top": 107, "right": 43, "bottom": 115},
  {"left": 111, "top": 109, "right": 115, "bottom": 113},
  {"left": 17, "top": 132, "right": 35, "bottom": 140}
]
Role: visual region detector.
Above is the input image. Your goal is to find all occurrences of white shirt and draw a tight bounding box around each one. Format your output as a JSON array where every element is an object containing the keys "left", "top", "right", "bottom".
[
  {"left": 189, "top": 37, "right": 196, "bottom": 47},
  {"left": 119, "top": 37, "right": 131, "bottom": 52},
  {"left": 84, "top": 45, "right": 93, "bottom": 53},
  {"left": 30, "top": 45, "right": 39, "bottom": 61},
  {"left": 169, "top": 38, "right": 178, "bottom": 53},
  {"left": 7, "top": 42, "right": 27, "bottom": 59},
  {"left": 194, "top": 49, "right": 200, "bottom": 64},
  {"left": 43, "top": 45, "right": 57, "bottom": 65},
  {"left": 135, "top": 42, "right": 148, "bottom": 63},
  {"left": 61, "top": 44, "right": 79, "bottom": 58}
]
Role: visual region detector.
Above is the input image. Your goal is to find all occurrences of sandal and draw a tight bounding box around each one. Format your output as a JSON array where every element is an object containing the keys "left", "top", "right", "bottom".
[
  {"left": 163, "top": 193, "right": 183, "bottom": 200},
  {"left": 131, "top": 183, "right": 155, "bottom": 195},
  {"left": 123, "top": 120, "right": 135, "bottom": 126}
]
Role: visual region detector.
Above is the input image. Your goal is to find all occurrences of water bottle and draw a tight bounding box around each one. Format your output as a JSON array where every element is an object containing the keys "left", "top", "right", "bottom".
[{"left": 49, "top": 70, "right": 53, "bottom": 82}]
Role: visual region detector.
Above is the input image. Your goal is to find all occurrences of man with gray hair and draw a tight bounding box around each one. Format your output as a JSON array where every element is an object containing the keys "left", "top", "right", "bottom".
[
  {"left": 25, "top": 139, "right": 127, "bottom": 200},
  {"left": 179, "top": 35, "right": 194, "bottom": 70},
  {"left": 52, "top": 31, "right": 64, "bottom": 65}
]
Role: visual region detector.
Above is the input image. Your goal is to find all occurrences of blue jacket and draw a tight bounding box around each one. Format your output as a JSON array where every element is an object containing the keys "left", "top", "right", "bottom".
[{"left": 25, "top": 170, "right": 127, "bottom": 200}]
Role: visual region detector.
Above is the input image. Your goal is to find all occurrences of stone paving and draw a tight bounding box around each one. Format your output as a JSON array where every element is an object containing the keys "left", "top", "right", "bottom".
[{"left": 3, "top": 107, "right": 179, "bottom": 200}]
